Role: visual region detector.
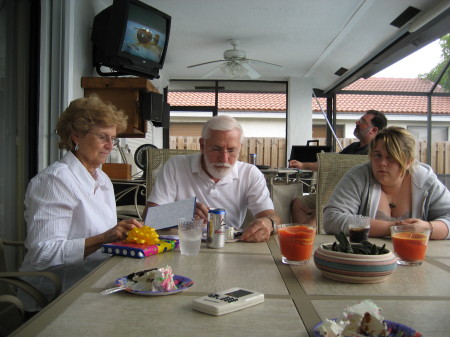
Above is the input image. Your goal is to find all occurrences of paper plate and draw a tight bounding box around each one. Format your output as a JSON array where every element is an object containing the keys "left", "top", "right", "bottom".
[
  {"left": 313, "top": 319, "right": 422, "bottom": 337},
  {"left": 114, "top": 272, "right": 193, "bottom": 296}
]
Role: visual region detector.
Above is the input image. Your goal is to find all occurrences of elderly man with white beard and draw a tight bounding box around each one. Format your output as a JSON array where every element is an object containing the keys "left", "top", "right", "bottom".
[{"left": 145, "top": 115, "right": 280, "bottom": 242}]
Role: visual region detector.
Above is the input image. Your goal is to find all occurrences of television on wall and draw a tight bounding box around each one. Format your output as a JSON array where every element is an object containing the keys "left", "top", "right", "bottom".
[{"left": 91, "top": 0, "right": 171, "bottom": 79}]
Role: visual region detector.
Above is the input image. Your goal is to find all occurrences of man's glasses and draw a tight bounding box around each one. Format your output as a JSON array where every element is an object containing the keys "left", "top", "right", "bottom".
[
  {"left": 357, "top": 117, "right": 373, "bottom": 127},
  {"left": 88, "top": 131, "right": 120, "bottom": 146}
]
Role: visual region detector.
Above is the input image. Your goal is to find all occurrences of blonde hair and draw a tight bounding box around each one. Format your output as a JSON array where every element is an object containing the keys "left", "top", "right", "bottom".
[
  {"left": 369, "top": 126, "right": 415, "bottom": 175},
  {"left": 56, "top": 95, "right": 127, "bottom": 150}
]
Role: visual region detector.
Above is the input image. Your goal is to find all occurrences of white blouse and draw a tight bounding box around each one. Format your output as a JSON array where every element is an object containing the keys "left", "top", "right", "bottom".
[{"left": 20, "top": 151, "right": 117, "bottom": 310}]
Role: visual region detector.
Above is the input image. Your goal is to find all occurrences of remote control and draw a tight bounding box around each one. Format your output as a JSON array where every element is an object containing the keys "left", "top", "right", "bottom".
[{"left": 192, "top": 287, "right": 264, "bottom": 316}]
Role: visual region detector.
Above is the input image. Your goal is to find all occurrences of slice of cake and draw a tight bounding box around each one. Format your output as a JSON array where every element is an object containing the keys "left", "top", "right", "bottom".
[
  {"left": 316, "top": 299, "right": 387, "bottom": 337},
  {"left": 129, "top": 265, "right": 177, "bottom": 292}
]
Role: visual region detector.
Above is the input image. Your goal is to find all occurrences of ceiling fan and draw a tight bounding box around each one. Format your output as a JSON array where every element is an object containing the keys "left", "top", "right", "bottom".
[{"left": 187, "top": 39, "right": 282, "bottom": 79}]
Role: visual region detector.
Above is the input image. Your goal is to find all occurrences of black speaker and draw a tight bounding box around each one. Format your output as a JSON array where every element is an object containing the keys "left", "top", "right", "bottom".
[
  {"left": 161, "top": 102, "right": 170, "bottom": 129},
  {"left": 140, "top": 91, "right": 163, "bottom": 123}
]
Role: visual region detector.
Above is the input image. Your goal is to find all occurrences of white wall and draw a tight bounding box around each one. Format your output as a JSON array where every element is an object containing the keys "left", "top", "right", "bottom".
[
  {"left": 287, "top": 77, "right": 313, "bottom": 152},
  {"left": 44, "top": 0, "right": 165, "bottom": 169}
]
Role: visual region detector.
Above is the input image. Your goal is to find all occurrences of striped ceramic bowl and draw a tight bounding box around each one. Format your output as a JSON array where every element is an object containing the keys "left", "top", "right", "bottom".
[{"left": 313, "top": 243, "right": 397, "bottom": 284}]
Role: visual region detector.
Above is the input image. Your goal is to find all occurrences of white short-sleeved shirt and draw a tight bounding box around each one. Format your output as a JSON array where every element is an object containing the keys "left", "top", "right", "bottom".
[
  {"left": 20, "top": 151, "right": 117, "bottom": 310},
  {"left": 149, "top": 153, "right": 274, "bottom": 228}
]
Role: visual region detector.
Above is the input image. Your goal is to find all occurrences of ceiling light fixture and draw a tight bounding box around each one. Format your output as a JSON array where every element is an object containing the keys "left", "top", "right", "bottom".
[{"left": 220, "top": 61, "right": 248, "bottom": 78}]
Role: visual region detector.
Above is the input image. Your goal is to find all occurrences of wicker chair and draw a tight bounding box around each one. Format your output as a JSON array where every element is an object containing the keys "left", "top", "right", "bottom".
[
  {"left": 315, "top": 153, "right": 369, "bottom": 233},
  {"left": 145, "top": 148, "right": 200, "bottom": 199},
  {"left": 0, "top": 238, "right": 61, "bottom": 336}
]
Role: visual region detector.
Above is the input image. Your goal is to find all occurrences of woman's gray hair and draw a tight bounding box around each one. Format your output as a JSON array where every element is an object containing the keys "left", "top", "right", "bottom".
[{"left": 201, "top": 115, "right": 244, "bottom": 143}]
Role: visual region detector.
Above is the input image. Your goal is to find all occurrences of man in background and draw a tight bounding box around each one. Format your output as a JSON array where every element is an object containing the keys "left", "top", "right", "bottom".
[{"left": 289, "top": 110, "right": 387, "bottom": 225}]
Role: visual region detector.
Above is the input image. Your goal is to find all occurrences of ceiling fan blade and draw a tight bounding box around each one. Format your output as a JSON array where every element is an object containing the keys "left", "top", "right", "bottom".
[
  {"left": 247, "top": 59, "right": 283, "bottom": 69},
  {"left": 187, "top": 59, "right": 226, "bottom": 68},
  {"left": 201, "top": 63, "right": 226, "bottom": 78},
  {"left": 240, "top": 62, "right": 261, "bottom": 79}
]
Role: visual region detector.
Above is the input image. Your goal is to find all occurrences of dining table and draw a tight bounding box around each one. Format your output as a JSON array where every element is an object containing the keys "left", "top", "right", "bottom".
[{"left": 9, "top": 234, "right": 450, "bottom": 337}]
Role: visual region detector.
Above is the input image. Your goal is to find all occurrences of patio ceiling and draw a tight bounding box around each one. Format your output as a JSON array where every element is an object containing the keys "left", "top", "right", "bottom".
[{"left": 107, "top": 0, "right": 450, "bottom": 94}]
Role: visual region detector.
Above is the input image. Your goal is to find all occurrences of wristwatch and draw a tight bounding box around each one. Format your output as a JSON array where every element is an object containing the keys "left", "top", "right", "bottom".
[{"left": 267, "top": 217, "right": 276, "bottom": 234}]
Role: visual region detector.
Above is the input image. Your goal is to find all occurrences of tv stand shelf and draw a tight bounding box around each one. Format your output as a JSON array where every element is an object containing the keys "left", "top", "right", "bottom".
[{"left": 81, "top": 77, "right": 159, "bottom": 138}]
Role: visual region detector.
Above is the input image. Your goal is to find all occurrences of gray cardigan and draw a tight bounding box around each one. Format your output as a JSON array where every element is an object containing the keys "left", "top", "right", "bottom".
[{"left": 323, "top": 160, "right": 450, "bottom": 239}]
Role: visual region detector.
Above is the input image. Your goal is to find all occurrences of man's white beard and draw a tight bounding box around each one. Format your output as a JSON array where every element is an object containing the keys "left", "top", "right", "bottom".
[{"left": 204, "top": 156, "right": 235, "bottom": 180}]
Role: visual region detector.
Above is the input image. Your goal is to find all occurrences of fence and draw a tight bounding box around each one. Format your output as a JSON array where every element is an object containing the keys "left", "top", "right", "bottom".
[
  {"left": 169, "top": 136, "right": 450, "bottom": 174},
  {"left": 169, "top": 136, "right": 286, "bottom": 167}
]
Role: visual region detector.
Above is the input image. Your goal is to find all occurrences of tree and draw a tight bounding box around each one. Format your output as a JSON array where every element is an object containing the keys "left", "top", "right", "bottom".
[{"left": 419, "top": 34, "right": 450, "bottom": 92}]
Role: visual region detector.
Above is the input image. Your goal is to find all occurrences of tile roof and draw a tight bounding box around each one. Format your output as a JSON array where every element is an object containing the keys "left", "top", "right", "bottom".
[
  {"left": 167, "top": 78, "right": 450, "bottom": 115},
  {"left": 168, "top": 92, "right": 286, "bottom": 111}
]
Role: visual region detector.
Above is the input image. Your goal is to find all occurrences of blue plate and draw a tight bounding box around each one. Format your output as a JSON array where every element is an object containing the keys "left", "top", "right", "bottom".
[
  {"left": 114, "top": 273, "right": 194, "bottom": 296},
  {"left": 313, "top": 319, "right": 422, "bottom": 337}
]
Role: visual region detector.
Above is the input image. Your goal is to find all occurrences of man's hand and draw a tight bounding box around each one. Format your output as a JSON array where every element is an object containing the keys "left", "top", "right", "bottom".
[
  {"left": 289, "top": 160, "right": 318, "bottom": 171},
  {"left": 194, "top": 201, "right": 209, "bottom": 223},
  {"left": 289, "top": 160, "right": 304, "bottom": 169},
  {"left": 240, "top": 217, "right": 272, "bottom": 242},
  {"left": 240, "top": 211, "right": 279, "bottom": 243}
]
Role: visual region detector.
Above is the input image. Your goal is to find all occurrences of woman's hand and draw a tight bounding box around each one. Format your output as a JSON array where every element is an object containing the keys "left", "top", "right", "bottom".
[
  {"left": 395, "top": 218, "right": 428, "bottom": 228},
  {"left": 395, "top": 218, "right": 450, "bottom": 240},
  {"left": 84, "top": 218, "right": 143, "bottom": 257},
  {"left": 103, "top": 218, "right": 143, "bottom": 243}
]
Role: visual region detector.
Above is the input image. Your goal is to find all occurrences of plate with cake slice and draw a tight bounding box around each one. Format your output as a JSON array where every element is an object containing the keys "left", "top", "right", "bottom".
[
  {"left": 313, "top": 300, "right": 422, "bottom": 337},
  {"left": 102, "top": 266, "right": 194, "bottom": 296},
  {"left": 314, "top": 319, "right": 422, "bottom": 337}
]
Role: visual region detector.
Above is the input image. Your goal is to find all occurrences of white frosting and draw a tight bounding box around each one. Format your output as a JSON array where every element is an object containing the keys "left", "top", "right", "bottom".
[
  {"left": 316, "top": 300, "right": 387, "bottom": 337},
  {"left": 316, "top": 319, "right": 343, "bottom": 337}
]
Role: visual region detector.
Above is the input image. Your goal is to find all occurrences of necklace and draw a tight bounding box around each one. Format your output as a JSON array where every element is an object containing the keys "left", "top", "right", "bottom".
[{"left": 388, "top": 202, "right": 396, "bottom": 209}]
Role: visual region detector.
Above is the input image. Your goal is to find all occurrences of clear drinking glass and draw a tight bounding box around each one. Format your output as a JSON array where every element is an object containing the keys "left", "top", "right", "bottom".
[{"left": 178, "top": 218, "right": 203, "bottom": 256}]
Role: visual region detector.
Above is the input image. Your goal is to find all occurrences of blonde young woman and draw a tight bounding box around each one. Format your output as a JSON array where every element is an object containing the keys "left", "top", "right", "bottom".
[{"left": 323, "top": 126, "right": 450, "bottom": 240}]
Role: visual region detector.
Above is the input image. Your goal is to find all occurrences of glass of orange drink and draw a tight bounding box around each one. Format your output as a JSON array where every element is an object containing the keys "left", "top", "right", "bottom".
[
  {"left": 277, "top": 224, "right": 316, "bottom": 265},
  {"left": 390, "top": 225, "right": 431, "bottom": 266}
]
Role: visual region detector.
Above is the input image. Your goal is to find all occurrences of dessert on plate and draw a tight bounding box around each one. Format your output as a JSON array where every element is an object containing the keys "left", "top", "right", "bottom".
[
  {"left": 129, "top": 265, "right": 177, "bottom": 292},
  {"left": 315, "top": 299, "right": 406, "bottom": 337}
]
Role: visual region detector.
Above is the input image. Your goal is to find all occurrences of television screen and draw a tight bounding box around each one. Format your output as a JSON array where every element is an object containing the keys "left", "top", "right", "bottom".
[
  {"left": 92, "top": 0, "right": 171, "bottom": 79},
  {"left": 121, "top": 3, "right": 167, "bottom": 64}
]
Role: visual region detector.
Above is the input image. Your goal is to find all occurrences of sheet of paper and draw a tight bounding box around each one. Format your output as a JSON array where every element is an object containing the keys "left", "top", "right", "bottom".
[{"left": 144, "top": 197, "right": 196, "bottom": 230}]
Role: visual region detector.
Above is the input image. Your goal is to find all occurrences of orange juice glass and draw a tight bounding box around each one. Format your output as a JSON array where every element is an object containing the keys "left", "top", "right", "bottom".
[
  {"left": 390, "top": 225, "right": 430, "bottom": 266},
  {"left": 277, "top": 224, "right": 316, "bottom": 265}
]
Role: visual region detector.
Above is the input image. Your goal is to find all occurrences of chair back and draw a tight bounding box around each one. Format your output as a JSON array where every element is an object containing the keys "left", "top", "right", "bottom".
[
  {"left": 316, "top": 153, "right": 369, "bottom": 233},
  {"left": 0, "top": 238, "right": 61, "bottom": 333},
  {"left": 146, "top": 148, "right": 200, "bottom": 198}
]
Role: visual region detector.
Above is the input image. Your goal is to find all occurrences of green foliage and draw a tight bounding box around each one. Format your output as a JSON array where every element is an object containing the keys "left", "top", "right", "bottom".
[
  {"left": 419, "top": 34, "right": 450, "bottom": 92},
  {"left": 324, "top": 231, "right": 389, "bottom": 255}
]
